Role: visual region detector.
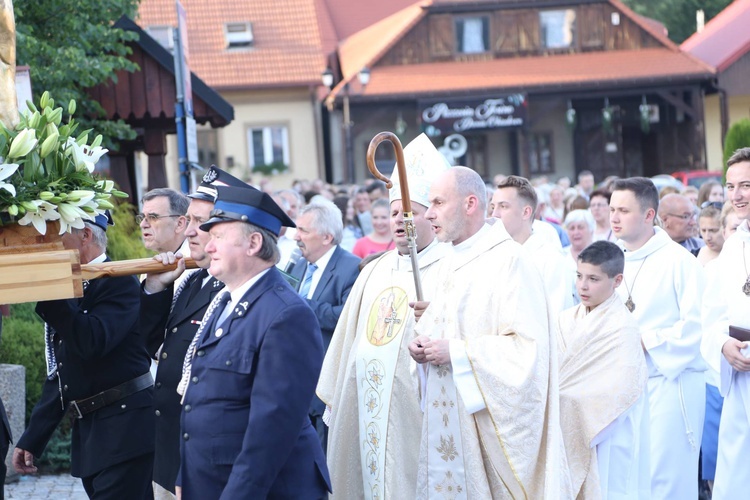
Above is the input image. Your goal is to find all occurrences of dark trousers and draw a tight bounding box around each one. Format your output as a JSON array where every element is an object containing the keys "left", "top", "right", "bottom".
[
  {"left": 0, "top": 425, "right": 8, "bottom": 500},
  {"left": 0, "top": 400, "right": 10, "bottom": 500},
  {"left": 82, "top": 453, "right": 154, "bottom": 500}
]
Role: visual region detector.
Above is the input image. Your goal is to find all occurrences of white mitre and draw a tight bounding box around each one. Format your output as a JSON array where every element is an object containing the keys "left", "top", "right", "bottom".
[{"left": 389, "top": 133, "right": 451, "bottom": 207}]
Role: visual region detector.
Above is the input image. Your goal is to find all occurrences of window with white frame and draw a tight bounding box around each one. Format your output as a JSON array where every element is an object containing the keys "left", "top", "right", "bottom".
[
  {"left": 146, "top": 25, "right": 174, "bottom": 51},
  {"left": 225, "top": 22, "right": 254, "bottom": 49},
  {"left": 540, "top": 9, "right": 576, "bottom": 49},
  {"left": 247, "top": 126, "right": 289, "bottom": 173},
  {"left": 455, "top": 16, "right": 490, "bottom": 54}
]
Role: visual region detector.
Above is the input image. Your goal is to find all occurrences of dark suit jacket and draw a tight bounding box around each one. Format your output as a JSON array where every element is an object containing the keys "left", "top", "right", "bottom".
[
  {"left": 178, "top": 267, "right": 330, "bottom": 499},
  {"left": 140, "top": 269, "right": 223, "bottom": 492},
  {"left": 290, "top": 245, "right": 361, "bottom": 352},
  {"left": 291, "top": 246, "right": 360, "bottom": 421},
  {"left": 18, "top": 268, "right": 154, "bottom": 478}
]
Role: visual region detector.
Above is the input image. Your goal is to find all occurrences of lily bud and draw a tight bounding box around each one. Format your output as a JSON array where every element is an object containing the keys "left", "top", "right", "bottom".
[
  {"left": 39, "top": 132, "right": 60, "bottom": 159},
  {"left": 21, "top": 201, "right": 38, "bottom": 212},
  {"left": 48, "top": 108, "right": 63, "bottom": 126},
  {"left": 29, "top": 111, "right": 41, "bottom": 129},
  {"left": 39, "top": 191, "right": 55, "bottom": 201},
  {"left": 96, "top": 199, "right": 115, "bottom": 209},
  {"left": 68, "top": 100, "right": 77, "bottom": 116},
  {"left": 7, "top": 205, "right": 18, "bottom": 216},
  {"left": 8, "top": 129, "right": 38, "bottom": 158},
  {"left": 40, "top": 91, "right": 51, "bottom": 109}
]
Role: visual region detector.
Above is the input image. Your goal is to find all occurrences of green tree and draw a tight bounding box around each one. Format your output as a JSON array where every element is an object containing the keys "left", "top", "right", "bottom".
[
  {"left": 723, "top": 119, "right": 750, "bottom": 176},
  {"left": 622, "top": 0, "right": 732, "bottom": 44},
  {"left": 13, "top": 0, "right": 141, "bottom": 149}
]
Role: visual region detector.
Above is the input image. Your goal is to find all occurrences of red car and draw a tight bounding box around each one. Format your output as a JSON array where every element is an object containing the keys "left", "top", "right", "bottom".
[{"left": 671, "top": 170, "right": 723, "bottom": 188}]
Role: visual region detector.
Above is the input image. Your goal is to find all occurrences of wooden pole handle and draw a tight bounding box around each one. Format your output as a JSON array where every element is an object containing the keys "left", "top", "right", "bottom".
[{"left": 80, "top": 257, "right": 199, "bottom": 280}]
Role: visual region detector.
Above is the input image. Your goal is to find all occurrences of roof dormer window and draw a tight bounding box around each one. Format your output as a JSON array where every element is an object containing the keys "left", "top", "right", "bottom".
[
  {"left": 225, "top": 22, "right": 254, "bottom": 49},
  {"left": 146, "top": 25, "right": 175, "bottom": 51},
  {"left": 455, "top": 16, "right": 490, "bottom": 54}
]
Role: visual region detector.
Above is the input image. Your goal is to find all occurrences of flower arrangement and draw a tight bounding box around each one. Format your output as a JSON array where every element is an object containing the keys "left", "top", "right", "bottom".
[{"left": 0, "top": 92, "right": 127, "bottom": 235}]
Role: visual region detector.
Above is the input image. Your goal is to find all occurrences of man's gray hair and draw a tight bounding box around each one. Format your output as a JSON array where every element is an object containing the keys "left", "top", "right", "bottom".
[
  {"left": 299, "top": 200, "right": 344, "bottom": 246},
  {"left": 453, "top": 166, "right": 487, "bottom": 212},
  {"left": 142, "top": 188, "right": 190, "bottom": 216},
  {"left": 73, "top": 221, "right": 108, "bottom": 251},
  {"left": 240, "top": 223, "right": 280, "bottom": 264}
]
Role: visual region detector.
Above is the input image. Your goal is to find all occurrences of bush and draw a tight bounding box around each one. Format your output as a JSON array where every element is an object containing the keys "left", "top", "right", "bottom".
[
  {"left": 107, "top": 201, "right": 153, "bottom": 261},
  {"left": 0, "top": 303, "right": 70, "bottom": 472},
  {"left": 723, "top": 118, "right": 750, "bottom": 177}
]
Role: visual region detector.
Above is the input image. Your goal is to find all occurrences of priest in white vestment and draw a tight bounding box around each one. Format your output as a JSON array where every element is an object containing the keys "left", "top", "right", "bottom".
[
  {"left": 492, "top": 176, "right": 575, "bottom": 316},
  {"left": 317, "top": 134, "right": 450, "bottom": 499},
  {"left": 610, "top": 178, "right": 705, "bottom": 499},
  {"left": 557, "top": 241, "right": 649, "bottom": 499},
  {"left": 409, "top": 167, "right": 570, "bottom": 499},
  {"left": 700, "top": 150, "right": 750, "bottom": 500}
]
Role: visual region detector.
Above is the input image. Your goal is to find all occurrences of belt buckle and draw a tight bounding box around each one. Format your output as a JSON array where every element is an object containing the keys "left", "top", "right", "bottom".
[{"left": 70, "top": 400, "right": 84, "bottom": 419}]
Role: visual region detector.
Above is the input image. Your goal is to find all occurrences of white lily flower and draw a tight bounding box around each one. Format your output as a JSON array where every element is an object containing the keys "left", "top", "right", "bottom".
[
  {"left": 64, "top": 138, "right": 108, "bottom": 173},
  {"left": 8, "top": 129, "right": 38, "bottom": 159},
  {"left": 57, "top": 201, "right": 93, "bottom": 234},
  {"left": 17, "top": 200, "right": 61, "bottom": 235},
  {"left": 0, "top": 163, "right": 20, "bottom": 196}
]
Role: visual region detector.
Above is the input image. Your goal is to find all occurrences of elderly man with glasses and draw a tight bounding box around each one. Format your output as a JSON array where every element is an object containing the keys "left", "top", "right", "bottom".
[
  {"left": 658, "top": 193, "right": 704, "bottom": 256},
  {"left": 139, "top": 188, "right": 190, "bottom": 256}
]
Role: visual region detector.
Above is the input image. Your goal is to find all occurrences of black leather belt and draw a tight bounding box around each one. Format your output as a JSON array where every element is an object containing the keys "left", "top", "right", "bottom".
[{"left": 70, "top": 372, "right": 153, "bottom": 419}]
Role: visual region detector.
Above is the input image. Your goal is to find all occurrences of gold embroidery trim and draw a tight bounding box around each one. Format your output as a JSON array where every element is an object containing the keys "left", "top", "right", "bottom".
[{"left": 465, "top": 340, "right": 528, "bottom": 500}]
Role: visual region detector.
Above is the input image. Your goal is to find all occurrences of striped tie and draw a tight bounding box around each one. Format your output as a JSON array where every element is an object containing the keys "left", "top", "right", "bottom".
[{"left": 298, "top": 263, "right": 318, "bottom": 298}]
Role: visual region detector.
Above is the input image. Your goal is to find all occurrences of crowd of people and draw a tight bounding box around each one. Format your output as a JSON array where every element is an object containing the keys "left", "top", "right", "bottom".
[{"left": 3, "top": 135, "right": 749, "bottom": 500}]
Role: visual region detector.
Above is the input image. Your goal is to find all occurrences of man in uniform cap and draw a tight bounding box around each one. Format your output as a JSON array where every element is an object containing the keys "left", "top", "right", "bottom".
[
  {"left": 317, "top": 133, "right": 450, "bottom": 498},
  {"left": 176, "top": 185, "right": 331, "bottom": 499},
  {"left": 140, "top": 165, "right": 246, "bottom": 499},
  {"left": 14, "top": 211, "right": 156, "bottom": 499}
]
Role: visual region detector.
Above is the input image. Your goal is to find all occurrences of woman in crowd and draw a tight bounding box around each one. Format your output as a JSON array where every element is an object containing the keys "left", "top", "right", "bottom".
[
  {"left": 352, "top": 198, "right": 394, "bottom": 258},
  {"left": 698, "top": 180, "right": 724, "bottom": 208},
  {"left": 333, "top": 196, "right": 362, "bottom": 252},
  {"left": 682, "top": 185, "right": 699, "bottom": 206},
  {"left": 697, "top": 204, "right": 725, "bottom": 266},
  {"left": 563, "top": 209, "right": 595, "bottom": 264},
  {"left": 588, "top": 189, "right": 616, "bottom": 242},
  {"left": 543, "top": 185, "right": 566, "bottom": 224}
]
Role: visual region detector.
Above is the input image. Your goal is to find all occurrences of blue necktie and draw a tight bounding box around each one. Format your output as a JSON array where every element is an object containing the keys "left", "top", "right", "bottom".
[{"left": 298, "top": 263, "right": 318, "bottom": 298}]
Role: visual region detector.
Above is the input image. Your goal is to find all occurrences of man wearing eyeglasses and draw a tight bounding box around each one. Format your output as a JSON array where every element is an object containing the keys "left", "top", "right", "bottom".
[
  {"left": 139, "top": 188, "right": 190, "bottom": 256},
  {"left": 658, "top": 193, "right": 704, "bottom": 256}
]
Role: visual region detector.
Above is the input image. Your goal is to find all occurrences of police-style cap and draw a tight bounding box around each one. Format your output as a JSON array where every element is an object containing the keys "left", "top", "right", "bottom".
[
  {"left": 188, "top": 165, "right": 247, "bottom": 202},
  {"left": 91, "top": 210, "right": 114, "bottom": 232},
  {"left": 200, "top": 185, "right": 295, "bottom": 235}
]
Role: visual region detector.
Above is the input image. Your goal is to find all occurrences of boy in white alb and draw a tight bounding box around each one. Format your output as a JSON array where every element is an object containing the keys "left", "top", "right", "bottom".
[
  {"left": 610, "top": 177, "right": 705, "bottom": 499},
  {"left": 558, "top": 240, "right": 649, "bottom": 499}
]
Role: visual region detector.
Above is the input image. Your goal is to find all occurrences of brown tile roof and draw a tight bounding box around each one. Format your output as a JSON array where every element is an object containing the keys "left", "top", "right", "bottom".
[
  {"left": 338, "top": 1, "right": 429, "bottom": 81},
  {"left": 344, "top": 48, "right": 714, "bottom": 100},
  {"left": 328, "top": 0, "right": 712, "bottom": 102},
  {"left": 681, "top": 0, "right": 750, "bottom": 72},
  {"left": 137, "top": 0, "right": 329, "bottom": 89},
  {"left": 321, "top": 0, "right": 418, "bottom": 40}
]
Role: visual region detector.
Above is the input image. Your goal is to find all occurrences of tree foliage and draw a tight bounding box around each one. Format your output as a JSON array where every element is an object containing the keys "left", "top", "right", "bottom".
[
  {"left": 723, "top": 119, "right": 750, "bottom": 176},
  {"left": 622, "top": 0, "right": 733, "bottom": 44},
  {"left": 13, "top": 0, "right": 141, "bottom": 150}
]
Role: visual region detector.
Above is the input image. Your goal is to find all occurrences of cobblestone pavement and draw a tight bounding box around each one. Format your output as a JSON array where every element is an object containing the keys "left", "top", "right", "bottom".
[{"left": 5, "top": 473, "right": 87, "bottom": 499}]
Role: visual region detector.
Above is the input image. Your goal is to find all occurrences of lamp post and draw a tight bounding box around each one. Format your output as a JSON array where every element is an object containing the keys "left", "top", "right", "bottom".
[{"left": 322, "top": 67, "right": 370, "bottom": 184}]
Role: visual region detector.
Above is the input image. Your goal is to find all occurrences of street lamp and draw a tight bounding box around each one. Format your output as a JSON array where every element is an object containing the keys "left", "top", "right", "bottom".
[{"left": 321, "top": 67, "right": 370, "bottom": 184}]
